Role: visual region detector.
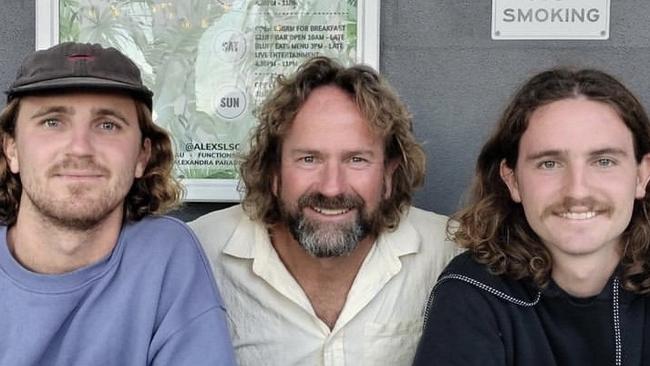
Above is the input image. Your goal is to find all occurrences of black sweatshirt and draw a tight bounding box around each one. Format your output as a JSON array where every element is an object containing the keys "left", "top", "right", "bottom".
[{"left": 412, "top": 252, "right": 650, "bottom": 366}]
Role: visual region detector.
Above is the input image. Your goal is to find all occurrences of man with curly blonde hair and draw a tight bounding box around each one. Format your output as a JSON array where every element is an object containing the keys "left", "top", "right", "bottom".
[
  {"left": 0, "top": 42, "right": 235, "bottom": 365},
  {"left": 414, "top": 68, "right": 650, "bottom": 366},
  {"left": 191, "top": 56, "right": 457, "bottom": 365}
]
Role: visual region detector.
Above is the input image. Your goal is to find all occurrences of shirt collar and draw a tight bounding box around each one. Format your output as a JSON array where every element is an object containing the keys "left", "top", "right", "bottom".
[
  {"left": 222, "top": 214, "right": 267, "bottom": 259},
  {"left": 376, "top": 215, "right": 420, "bottom": 258}
]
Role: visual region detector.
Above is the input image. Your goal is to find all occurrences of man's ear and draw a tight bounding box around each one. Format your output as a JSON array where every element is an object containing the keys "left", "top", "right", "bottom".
[
  {"left": 3, "top": 135, "right": 19, "bottom": 174},
  {"left": 134, "top": 138, "right": 151, "bottom": 178},
  {"left": 499, "top": 159, "right": 521, "bottom": 203},
  {"left": 635, "top": 153, "right": 650, "bottom": 199},
  {"left": 383, "top": 158, "right": 400, "bottom": 199}
]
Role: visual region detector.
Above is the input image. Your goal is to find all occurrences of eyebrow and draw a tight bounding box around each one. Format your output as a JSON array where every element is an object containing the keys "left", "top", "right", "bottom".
[
  {"left": 29, "top": 106, "right": 132, "bottom": 126},
  {"left": 91, "top": 107, "right": 132, "bottom": 126},
  {"left": 589, "top": 148, "right": 629, "bottom": 158},
  {"left": 343, "top": 149, "right": 377, "bottom": 158},
  {"left": 524, "top": 147, "right": 630, "bottom": 161},
  {"left": 288, "top": 149, "right": 320, "bottom": 156},
  {"left": 30, "top": 105, "right": 72, "bottom": 119},
  {"left": 288, "top": 148, "right": 377, "bottom": 157}
]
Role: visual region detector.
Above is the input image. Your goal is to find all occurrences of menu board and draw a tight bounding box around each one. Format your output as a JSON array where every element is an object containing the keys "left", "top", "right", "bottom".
[{"left": 36, "top": 0, "right": 379, "bottom": 201}]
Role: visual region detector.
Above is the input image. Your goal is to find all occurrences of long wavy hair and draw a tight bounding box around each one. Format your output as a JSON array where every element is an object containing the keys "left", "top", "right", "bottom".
[
  {"left": 240, "top": 56, "right": 426, "bottom": 231},
  {"left": 453, "top": 67, "right": 650, "bottom": 293},
  {"left": 0, "top": 96, "right": 182, "bottom": 226}
]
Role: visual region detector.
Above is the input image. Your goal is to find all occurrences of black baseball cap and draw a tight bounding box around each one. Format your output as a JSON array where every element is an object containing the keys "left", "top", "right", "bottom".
[{"left": 6, "top": 42, "right": 153, "bottom": 110}]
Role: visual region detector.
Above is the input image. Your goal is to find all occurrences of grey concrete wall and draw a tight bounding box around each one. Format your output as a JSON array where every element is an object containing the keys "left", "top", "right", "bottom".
[
  {"left": 0, "top": 1, "right": 35, "bottom": 98},
  {"left": 3, "top": 1, "right": 650, "bottom": 220},
  {"left": 381, "top": 1, "right": 650, "bottom": 215}
]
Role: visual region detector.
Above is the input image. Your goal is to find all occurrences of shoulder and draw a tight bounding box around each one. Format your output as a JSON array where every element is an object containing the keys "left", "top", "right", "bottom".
[
  {"left": 441, "top": 252, "right": 508, "bottom": 289},
  {"left": 422, "top": 253, "right": 526, "bottom": 338},
  {"left": 121, "top": 216, "right": 208, "bottom": 266},
  {"left": 415, "top": 258, "right": 514, "bottom": 366},
  {"left": 188, "top": 204, "right": 255, "bottom": 260},
  {"left": 399, "top": 206, "right": 451, "bottom": 244},
  {"left": 435, "top": 252, "right": 539, "bottom": 307},
  {"left": 126, "top": 215, "right": 196, "bottom": 244},
  {"left": 433, "top": 252, "right": 502, "bottom": 300},
  {"left": 123, "top": 216, "right": 221, "bottom": 301},
  {"left": 400, "top": 206, "right": 461, "bottom": 258},
  {"left": 189, "top": 204, "right": 245, "bottom": 239},
  {"left": 443, "top": 251, "right": 489, "bottom": 277},
  {"left": 403, "top": 206, "right": 449, "bottom": 231}
]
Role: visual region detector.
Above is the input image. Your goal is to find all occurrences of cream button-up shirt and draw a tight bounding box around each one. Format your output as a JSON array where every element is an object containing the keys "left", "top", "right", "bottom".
[{"left": 190, "top": 205, "right": 458, "bottom": 366}]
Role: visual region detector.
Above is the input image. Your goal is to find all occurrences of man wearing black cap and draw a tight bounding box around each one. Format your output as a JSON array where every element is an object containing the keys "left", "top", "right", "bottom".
[{"left": 0, "top": 42, "right": 235, "bottom": 365}]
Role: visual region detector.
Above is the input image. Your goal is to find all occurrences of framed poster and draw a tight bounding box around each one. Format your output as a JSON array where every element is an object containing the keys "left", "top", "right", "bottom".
[{"left": 35, "top": 0, "right": 380, "bottom": 201}]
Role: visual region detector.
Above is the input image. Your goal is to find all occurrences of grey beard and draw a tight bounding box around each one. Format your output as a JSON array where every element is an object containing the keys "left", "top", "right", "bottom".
[{"left": 288, "top": 213, "right": 368, "bottom": 257}]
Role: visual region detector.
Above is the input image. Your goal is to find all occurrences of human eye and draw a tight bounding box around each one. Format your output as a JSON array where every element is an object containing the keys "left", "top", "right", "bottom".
[
  {"left": 299, "top": 155, "right": 315, "bottom": 164},
  {"left": 537, "top": 160, "right": 558, "bottom": 169},
  {"left": 97, "top": 120, "right": 121, "bottom": 131},
  {"left": 594, "top": 157, "right": 616, "bottom": 167},
  {"left": 349, "top": 156, "right": 371, "bottom": 167},
  {"left": 41, "top": 118, "right": 60, "bottom": 129}
]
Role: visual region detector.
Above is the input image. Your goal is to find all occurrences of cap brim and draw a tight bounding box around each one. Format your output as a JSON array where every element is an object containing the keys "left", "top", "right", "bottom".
[{"left": 7, "top": 77, "right": 153, "bottom": 108}]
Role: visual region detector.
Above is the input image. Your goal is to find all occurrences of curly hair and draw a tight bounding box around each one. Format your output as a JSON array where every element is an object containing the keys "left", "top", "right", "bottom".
[
  {"left": 240, "top": 56, "right": 426, "bottom": 231},
  {"left": 0, "top": 96, "right": 182, "bottom": 226},
  {"left": 452, "top": 67, "right": 650, "bottom": 294}
]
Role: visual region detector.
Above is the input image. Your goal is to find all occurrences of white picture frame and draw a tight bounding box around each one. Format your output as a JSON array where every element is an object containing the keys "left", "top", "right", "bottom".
[{"left": 35, "top": 0, "right": 380, "bottom": 202}]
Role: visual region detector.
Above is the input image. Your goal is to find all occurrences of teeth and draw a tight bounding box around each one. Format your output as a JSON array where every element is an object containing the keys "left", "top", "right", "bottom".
[
  {"left": 313, "top": 207, "right": 351, "bottom": 215},
  {"left": 559, "top": 211, "right": 596, "bottom": 220}
]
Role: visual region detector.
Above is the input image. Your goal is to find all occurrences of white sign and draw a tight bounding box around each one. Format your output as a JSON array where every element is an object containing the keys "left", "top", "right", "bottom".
[
  {"left": 492, "top": 0, "right": 610, "bottom": 40},
  {"left": 36, "top": 0, "right": 380, "bottom": 202}
]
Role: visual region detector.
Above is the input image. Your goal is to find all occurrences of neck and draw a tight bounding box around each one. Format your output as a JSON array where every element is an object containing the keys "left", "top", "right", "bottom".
[
  {"left": 550, "top": 247, "right": 621, "bottom": 298},
  {"left": 270, "top": 223, "right": 375, "bottom": 328},
  {"left": 270, "top": 223, "right": 374, "bottom": 279},
  {"left": 7, "top": 202, "right": 124, "bottom": 275}
]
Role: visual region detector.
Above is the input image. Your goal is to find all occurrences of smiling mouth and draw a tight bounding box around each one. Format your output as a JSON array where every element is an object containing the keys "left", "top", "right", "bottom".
[
  {"left": 558, "top": 211, "right": 597, "bottom": 220},
  {"left": 312, "top": 207, "right": 353, "bottom": 216}
]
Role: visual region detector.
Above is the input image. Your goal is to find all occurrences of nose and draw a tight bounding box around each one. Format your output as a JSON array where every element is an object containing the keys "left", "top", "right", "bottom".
[
  {"left": 318, "top": 161, "right": 346, "bottom": 197},
  {"left": 563, "top": 163, "right": 590, "bottom": 199},
  {"left": 66, "top": 125, "right": 94, "bottom": 156}
]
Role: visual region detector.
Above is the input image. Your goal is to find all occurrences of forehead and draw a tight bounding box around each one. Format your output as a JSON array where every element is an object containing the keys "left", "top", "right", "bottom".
[
  {"left": 520, "top": 98, "right": 634, "bottom": 155},
  {"left": 284, "top": 85, "right": 382, "bottom": 149}
]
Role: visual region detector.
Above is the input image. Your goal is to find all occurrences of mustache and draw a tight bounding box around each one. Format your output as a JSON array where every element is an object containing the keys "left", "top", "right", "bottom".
[
  {"left": 542, "top": 196, "right": 611, "bottom": 217},
  {"left": 47, "top": 158, "right": 110, "bottom": 177},
  {"left": 297, "top": 192, "right": 364, "bottom": 210}
]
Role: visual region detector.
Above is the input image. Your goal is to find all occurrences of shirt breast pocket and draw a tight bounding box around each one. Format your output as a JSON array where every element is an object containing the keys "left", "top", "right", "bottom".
[{"left": 363, "top": 320, "right": 423, "bottom": 366}]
